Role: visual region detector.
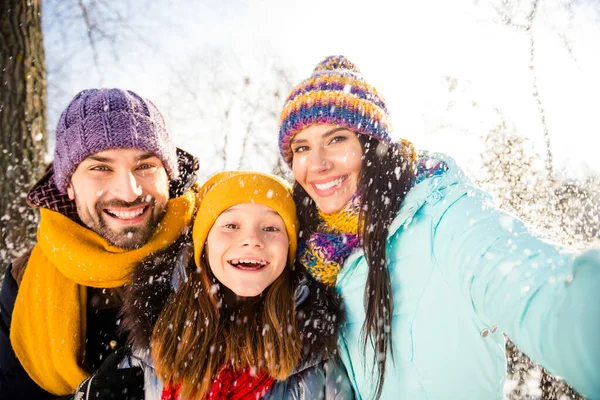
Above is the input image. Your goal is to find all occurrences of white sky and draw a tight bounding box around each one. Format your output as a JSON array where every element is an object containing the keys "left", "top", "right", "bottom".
[{"left": 43, "top": 0, "right": 600, "bottom": 181}]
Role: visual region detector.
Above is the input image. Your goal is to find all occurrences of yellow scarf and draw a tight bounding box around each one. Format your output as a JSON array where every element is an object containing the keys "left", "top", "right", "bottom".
[{"left": 10, "top": 189, "right": 198, "bottom": 395}]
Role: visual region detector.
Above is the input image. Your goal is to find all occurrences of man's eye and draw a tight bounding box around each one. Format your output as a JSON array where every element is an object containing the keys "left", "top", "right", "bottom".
[
  {"left": 90, "top": 165, "right": 109, "bottom": 171},
  {"left": 137, "top": 164, "right": 156, "bottom": 170}
]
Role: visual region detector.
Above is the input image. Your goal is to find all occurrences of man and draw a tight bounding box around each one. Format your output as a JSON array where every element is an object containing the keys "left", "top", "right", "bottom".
[{"left": 0, "top": 89, "right": 199, "bottom": 399}]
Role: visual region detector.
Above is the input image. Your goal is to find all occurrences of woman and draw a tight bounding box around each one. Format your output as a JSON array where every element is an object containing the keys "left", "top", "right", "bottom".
[
  {"left": 120, "top": 171, "right": 353, "bottom": 399},
  {"left": 278, "top": 55, "right": 600, "bottom": 399}
]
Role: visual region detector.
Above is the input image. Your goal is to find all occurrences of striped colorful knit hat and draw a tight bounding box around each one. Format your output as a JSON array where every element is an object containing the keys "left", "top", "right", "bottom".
[{"left": 278, "top": 55, "right": 393, "bottom": 166}]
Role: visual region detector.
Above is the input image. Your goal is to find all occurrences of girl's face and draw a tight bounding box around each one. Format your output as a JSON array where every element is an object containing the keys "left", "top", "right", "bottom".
[
  {"left": 206, "top": 203, "right": 289, "bottom": 297},
  {"left": 291, "top": 124, "right": 363, "bottom": 214}
]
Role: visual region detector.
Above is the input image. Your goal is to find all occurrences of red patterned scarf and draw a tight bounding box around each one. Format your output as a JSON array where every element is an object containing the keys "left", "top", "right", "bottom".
[{"left": 161, "top": 364, "right": 274, "bottom": 400}]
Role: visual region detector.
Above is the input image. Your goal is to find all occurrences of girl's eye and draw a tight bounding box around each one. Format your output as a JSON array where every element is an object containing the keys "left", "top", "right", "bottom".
[
  {"left": 291, "top": 145, "right": 309, "bottom": 153},
  {"left": 224, "top": 223, "right": 238, "bottom": 229},
  {"left": 263, "top": 226, "right": 280, "bottom": 232}
]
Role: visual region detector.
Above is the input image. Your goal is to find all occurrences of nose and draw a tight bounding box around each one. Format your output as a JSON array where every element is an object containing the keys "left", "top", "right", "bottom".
[
  {"left": 308, "top": 145, "right": 332, "bottom": 173},
  {"left": 109, "top": 170, "right": 143, "bottom": 202},
  {"left": 239, "top": 228, "right": 264, "bottom": 248}
]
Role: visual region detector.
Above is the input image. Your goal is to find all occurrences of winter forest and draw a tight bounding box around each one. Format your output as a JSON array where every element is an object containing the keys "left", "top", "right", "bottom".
[{"left": 1, "top": 0, "right": 600, "bottom": 398}]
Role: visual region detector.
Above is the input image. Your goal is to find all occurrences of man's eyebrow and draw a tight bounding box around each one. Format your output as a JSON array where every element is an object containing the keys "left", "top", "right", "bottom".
[
  {"left": 136, "top": 153, "right": 157, "bottom": 161},
  {"left": 290, "top": 127, "right": 351, "bottom": 145},
  {"left": 86, "top": 155, "right": 112, "bottom": 163},
  {"left": 85, "top": 153, "right": 157, "bottom": 163}
]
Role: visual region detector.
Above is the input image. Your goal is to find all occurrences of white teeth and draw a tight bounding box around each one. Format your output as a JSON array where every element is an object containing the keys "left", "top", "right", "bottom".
[
  {"left": 108, "top": 207, "right": 145, "bottom": 219},
  {"left": 315, "top": 177, "right": 345, "bottom": 191},
  {"left": 229, "top": 258, "right": 267, "bottom": 266}
]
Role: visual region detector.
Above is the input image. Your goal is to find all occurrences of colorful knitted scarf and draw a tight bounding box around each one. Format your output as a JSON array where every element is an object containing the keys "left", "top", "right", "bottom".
[
  {"left": 11, "top": 189, "right": 198, "bottom": 396},
  {"left": 161, "top": 364, "right": 274, "bottom": 400},
  {"left": 297, "top": 156, "right": 448, "bottom": 287},
  {"left": 297, "top": 196, "right": 361, "bottom": 286}
]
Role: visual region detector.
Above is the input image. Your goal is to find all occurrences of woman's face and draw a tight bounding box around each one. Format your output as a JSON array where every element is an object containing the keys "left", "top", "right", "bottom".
[
  {"left": 291, "top": 124, "right": 363, "bottom": 214},
  {"left": 206, "top": 203, "right": 289, "bottom": 297}
]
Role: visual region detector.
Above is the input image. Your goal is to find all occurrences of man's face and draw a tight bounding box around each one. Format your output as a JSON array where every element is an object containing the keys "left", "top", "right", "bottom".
[{"left": 67, "top": 148, "right": 170, "bottom": 249}]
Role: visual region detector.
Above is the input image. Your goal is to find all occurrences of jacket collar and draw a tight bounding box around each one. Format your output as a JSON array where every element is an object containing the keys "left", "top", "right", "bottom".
[
  {"left": 292, "top": 271, "right": 344, "bottom": 373},
  {"left": 387, "top": 151, "right": 469, "bottom": 238}
]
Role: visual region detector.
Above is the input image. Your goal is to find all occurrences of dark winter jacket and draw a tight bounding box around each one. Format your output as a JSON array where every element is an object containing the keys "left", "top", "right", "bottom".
[
  {"left": 1, "top": 264, "right": 127, "bottom": 399},
  {"left": 120, "top": 240, "right": 355, "bottom": 399},
  {"left": 0, "top": 149, "right": 199, "bottom": 399}
]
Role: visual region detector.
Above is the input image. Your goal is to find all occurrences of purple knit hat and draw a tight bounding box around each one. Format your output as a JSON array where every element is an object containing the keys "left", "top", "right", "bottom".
[{"left": 53, "top": 88, "right": 179, "bottom": 193}]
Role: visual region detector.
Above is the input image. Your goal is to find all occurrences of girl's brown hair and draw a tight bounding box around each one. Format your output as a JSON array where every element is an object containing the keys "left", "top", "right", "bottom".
[
  {"left": 151, "top": 254, "right": 302, "bottom": 399},
  {"left": 293, "top": 134, "right": 415, "bottom": 400}
]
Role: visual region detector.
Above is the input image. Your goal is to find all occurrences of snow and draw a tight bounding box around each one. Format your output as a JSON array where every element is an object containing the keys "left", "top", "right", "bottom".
[{"left": 16, "top": 0, "right": 597, "bottom": 398}]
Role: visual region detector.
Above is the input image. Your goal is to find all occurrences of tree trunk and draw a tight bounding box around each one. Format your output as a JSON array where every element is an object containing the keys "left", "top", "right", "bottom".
[{"left": 0, "top": 0, "right": 47, "bottom": 272}]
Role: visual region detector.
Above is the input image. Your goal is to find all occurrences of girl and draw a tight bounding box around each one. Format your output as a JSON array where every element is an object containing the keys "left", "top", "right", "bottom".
[
  {"left": 121, "top": 171, "right": 353, "bottom": 399},
  {"left": 277, "top": 55, "right": 600, "bottom": 399}
]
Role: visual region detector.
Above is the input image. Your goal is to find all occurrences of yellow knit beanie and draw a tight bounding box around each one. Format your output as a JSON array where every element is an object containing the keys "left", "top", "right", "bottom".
[{"left": 193, "top": 171, "right": 298, "bottom": 267}]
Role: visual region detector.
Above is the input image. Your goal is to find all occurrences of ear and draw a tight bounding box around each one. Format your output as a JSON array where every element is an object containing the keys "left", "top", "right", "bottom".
[{"left": 67, "top": 182, "right": 75, "bottom": 200}]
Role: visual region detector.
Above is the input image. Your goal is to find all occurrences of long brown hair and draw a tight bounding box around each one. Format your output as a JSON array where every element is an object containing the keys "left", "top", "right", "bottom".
[
  {"left": 151, "top": 255, "right": 302, "bottom": 399},
  {"left": 293, "top": 134, "right": 415, "bottom": 400}
]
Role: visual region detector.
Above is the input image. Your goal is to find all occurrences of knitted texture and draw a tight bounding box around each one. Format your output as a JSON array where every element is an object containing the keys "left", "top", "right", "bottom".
[
  {"left": 297, "top": 196, "right": 361, "bottom": 287},
  {"left": 279, "top": 55, "right": 393, "bottom": 166},
  {"left": 53, "top": 88, "right": 178, "bottom": 193},
  {"left": 26, "top": 166, "right": 79, "bottom": 221},
  {"left": 161, "top": 365, "right": 273, "bottom": 400},
  {"left": 205, "top": 365, "right": 273, "bottom": 400}
]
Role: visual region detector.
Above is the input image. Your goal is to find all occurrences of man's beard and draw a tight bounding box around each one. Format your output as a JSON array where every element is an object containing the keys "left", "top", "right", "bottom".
[{"left": 80, "top": 197, "right": 167, "bottom": 250}]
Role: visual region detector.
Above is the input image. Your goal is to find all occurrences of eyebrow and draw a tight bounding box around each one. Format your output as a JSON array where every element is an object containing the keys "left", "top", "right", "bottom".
[
  {"left": 221, "top": 207, "right": 279, "bottom": 216},
  {"left": 85, "top": 152, "right": 157, "bottom": 163},
  {"left": 291, "top": 127, "right": 350, "bottom": 145},
  {"left": 87, "top": 155, "right": 112, "bottom": 163},
  {"left": 136, "top": 153, "right": 156, "bottom": 161}
]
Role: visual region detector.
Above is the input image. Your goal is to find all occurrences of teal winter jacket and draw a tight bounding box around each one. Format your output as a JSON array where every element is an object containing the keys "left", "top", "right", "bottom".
[{"left": 336, "top": 153, "right": 600, "bottom": 400}]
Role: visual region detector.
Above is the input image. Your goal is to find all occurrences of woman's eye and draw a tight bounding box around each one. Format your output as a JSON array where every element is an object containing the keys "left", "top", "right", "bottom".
[
  {"left": 263, "top": 226, "right": 280, "bottom": 232},
  {"left": 224, "top": 223, "right": 238, "bottom": 229},
  {"left": 292, "top": 145, "right": 308, "bottom": 153},
  {"left": 329, "top": 135, "right": 347, "bottom": 144}
]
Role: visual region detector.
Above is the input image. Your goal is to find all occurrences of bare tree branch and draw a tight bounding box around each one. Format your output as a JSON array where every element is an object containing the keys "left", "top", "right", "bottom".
[
  {"left": 77, "top": 0, "right": 102, "bottom": 81},
  {"left": 496, "top": 0, "right": 554, "bottom": 180}
]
